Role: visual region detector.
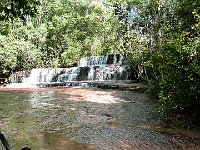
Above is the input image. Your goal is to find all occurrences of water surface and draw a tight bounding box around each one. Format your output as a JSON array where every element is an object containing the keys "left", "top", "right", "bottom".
[{"left": 0, "top": 88, "right": 200, "bottom": 150}]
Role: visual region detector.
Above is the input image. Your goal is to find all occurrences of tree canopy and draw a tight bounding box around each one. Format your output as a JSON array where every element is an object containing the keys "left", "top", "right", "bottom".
[{"left": 0, "top": 0, "right": 39, "bottom": 22}]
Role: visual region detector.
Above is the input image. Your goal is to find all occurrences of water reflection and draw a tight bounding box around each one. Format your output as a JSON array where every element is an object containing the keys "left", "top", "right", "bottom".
[
  {"left": 43, "top": 132, "right": 97, "bottom": 150},
  {"left": 0, "top": 90, "right": 97, "bottom": 150}
]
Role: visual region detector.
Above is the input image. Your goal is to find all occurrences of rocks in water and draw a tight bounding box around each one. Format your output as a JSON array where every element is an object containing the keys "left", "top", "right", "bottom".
[{"left": 21, "top": 147, "right": 31, "bottom": 150}]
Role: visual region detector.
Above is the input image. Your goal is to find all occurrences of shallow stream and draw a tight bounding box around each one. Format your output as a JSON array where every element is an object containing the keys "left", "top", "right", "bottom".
[{"left": 0, "top": 88, "right": 200, "bottom": 150}]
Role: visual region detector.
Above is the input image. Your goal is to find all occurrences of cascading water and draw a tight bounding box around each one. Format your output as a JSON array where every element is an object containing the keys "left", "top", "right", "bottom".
[
  {"left": 57, "top": 67, "right": 81, "bottom": 82},
  {"left": 22, "top": 68, "right": 61, "bottom": 83},
  {"left": 56, "top": 54, "right": 135, "bottom": 82},
  {"left": 8, "top": 54, "right": 137, "bottom": 88},
  {"left": 8, "top": 68, "right": 63, "bottom": 88}
]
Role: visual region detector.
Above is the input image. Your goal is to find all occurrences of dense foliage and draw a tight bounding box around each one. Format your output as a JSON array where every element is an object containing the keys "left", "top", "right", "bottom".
[{"left": 0, "top": 0, "right": 199, "bottom": 125}]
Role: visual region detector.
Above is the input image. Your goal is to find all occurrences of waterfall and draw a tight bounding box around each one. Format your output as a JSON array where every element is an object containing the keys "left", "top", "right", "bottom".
[
  {"left": 22, "top": 68, "right": 58, "bottom": 83},
  {"left": 9, "top": 54, "right": 136, "bottom": 87},
  {"left": 62, "top": 54, "right": 133, "bottom": 81},
  {"left": 57, "top": 67, "right": 81, "bottom": 82}
]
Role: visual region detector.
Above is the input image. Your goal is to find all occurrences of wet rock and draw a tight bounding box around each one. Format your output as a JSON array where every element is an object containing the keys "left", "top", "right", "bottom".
[
  {"left": 31, "top": 106, "right": 37, "bottom": 109},
  {"left": 21, "top": 147, "right": 31, "bottom": 150},
  {"left": 70, "top": 108, "right": 77, "bottom": 111},
  {"left": 104, "top": 113, "right": 113, "bottom": 118}
]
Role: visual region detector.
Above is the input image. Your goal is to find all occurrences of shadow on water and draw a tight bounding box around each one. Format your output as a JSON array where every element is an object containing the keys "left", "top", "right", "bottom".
[
  {"left": 109, "top": 90, "right": 200, "bottom": 137},
  {"left": 42, "top": 132, "right": 97, "bottom": 150}
]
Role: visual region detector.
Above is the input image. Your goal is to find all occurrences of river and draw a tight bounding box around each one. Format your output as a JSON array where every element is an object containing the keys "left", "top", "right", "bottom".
[{"left": 0, "top": 87, "right": 200, "bottom": 150}]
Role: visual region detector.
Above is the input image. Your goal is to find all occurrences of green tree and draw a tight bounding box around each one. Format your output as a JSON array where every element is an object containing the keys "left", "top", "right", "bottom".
[
  {"left": 38, "top": 0, "right": 106, "bottom": 66},
  {"left": 0, "top": 0, "right": 39, "bottom": 23},
  {"left": 157, "top": 0, "right": 200, "bottom": 123},
  {"left": 0, "top": 34, "right": 41, "bottom": 75}
]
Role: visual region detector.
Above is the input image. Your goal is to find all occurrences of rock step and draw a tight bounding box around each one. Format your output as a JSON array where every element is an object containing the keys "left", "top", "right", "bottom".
[{"left": 36, "top": 81, "right": 146, "bottom": 93}]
